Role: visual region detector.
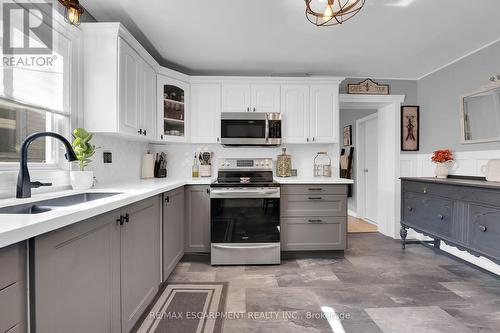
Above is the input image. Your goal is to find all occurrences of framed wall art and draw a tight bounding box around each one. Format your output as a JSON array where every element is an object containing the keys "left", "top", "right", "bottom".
[
  {"left": 401, "top": 106, "right": 420, "bottom": 151},
  {"left": 343, "top": 125, "right": 352, "bottom": 146}
]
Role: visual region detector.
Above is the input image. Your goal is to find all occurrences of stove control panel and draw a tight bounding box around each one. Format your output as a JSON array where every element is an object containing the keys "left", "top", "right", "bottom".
[{"left": 218, "top": 158, "right": 273, "bottom": 170}]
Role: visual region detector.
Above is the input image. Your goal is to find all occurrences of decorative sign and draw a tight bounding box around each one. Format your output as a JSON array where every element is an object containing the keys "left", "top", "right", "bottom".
[
  {"left": 347, "top": 79, "right": 390, "bottom": 95},
  {"left": 343, "top": 125, "right": 352, "bottom": 146}
]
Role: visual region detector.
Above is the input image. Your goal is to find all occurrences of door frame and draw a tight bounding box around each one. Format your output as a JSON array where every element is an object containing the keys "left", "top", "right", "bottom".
[
  {"left": 340, "top": 94, "right": 405, "bottom": 239},
  {"left": 355, "top": 112, "right": 378, "bottom": 224}
]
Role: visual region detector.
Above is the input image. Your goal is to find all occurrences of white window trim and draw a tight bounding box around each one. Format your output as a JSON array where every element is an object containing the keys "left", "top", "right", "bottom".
[{"left": 0, "top": 0, "right": 82, "bottom": 172}]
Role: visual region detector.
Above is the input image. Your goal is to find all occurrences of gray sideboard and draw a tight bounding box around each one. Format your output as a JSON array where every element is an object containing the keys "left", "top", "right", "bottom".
[{"left": 400, "top": 177, "right": 500, "bottom": 264}]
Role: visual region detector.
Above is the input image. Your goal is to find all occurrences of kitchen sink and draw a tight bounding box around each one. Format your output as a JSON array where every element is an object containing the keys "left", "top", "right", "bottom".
[{"left": 0, "top": 192, "right": 122, "bottom": 214}]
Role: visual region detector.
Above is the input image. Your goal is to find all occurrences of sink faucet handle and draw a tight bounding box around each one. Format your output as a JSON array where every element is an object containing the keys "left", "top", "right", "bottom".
[{"left": 30, "top": 181, "right": 53, "bottom": 188}]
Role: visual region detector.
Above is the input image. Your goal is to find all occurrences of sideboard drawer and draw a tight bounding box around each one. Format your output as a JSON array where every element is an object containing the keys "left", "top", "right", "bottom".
[
  {"left": 281, "top": 195, "right": 346, "bottom": 217},
  {"left": 403, "top": 192, "right": 460, "bottom": 241},
  {"left": 467, "top": 205, "right": 500, "bottom": 261},
  {"left": 404, "top": 181, "right": 458, "bottom": 198}
]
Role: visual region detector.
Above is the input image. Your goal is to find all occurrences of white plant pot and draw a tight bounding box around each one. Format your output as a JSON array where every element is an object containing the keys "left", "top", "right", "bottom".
[
  {"left": 434, "top": 162, "right": 452, "bottom": 179},
  {"left": 70, "top": 171, "right": 94, "bottom": 190}
]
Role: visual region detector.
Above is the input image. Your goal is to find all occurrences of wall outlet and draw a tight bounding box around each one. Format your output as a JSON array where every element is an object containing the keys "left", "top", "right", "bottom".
[{"left": 103, "top": 151, "right": 112, "bottom": 163}]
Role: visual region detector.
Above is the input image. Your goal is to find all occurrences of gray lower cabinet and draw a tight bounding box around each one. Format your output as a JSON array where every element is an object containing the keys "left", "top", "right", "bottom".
[
  {"left": 281, "top": 185, "right": 348, "bottom": 251},
  {"left": 163, "top": 187, "right": 184, "bottom": 280},
  {"left": 34, "top": 195, "right": 161, "bottom": 333},
  {"left": 184, "top": 185, "right": 210, "bottom": 253},
  {"left": 0, "top": 242, "right": 27, "bottom": 333},
  {"left": 401, "top": 178, "right": 500, "bottom": 263}
]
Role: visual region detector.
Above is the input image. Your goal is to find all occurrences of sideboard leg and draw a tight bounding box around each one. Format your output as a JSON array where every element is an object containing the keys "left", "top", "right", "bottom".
[{"left": 400, "top": 226, "right": 408, "bottom": 249}]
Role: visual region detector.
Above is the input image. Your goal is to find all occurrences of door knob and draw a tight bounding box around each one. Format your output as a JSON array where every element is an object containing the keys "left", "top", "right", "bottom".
[
  {"left": 479, "top": 225, "right": 487, "bottom": 232},
  {"left": 438, "top": 214, "right": 444, "bottom": 220}
]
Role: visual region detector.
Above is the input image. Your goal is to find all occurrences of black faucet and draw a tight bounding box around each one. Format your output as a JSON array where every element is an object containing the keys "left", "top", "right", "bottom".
[{"left": 17, "top": 132, "right": 78, "bottom": 198}]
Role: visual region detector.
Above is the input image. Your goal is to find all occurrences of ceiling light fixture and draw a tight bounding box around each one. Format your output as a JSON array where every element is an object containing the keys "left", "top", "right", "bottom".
[
  {"left": 305, "top": 0, "right": 365, "bottom": 27},
  {"left": 58, "top": 0, "right": 85, "bottom": 26}
]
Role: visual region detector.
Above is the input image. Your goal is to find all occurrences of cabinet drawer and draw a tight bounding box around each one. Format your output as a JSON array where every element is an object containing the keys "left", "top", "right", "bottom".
[
  {"left": 0, "top": 283, "right": 22, "bottom": 333},
  {"left": 282, "top": 217, "right": 345, "bottom": 251},
  {"left": 403, "top": 192, "right": 461, "bottom": 241},
  {"left": 404, "top": 181, "right": 458, "bottom": 198},
  {"left": 281, "top": 195, "right": 346, "bottom": 217},
  {"left": 467, "top": 205, "right": 500, "bottom": 261},
  {"left": 0, "top": 244, "right": 21, "bottom": 290},
  {"left": 281, "top": 185, "right": 347, "bottom": 195}
]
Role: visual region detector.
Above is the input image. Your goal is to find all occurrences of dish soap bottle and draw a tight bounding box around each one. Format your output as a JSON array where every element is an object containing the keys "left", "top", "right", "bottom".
[{"left": 192, "top": 153, "right": 199, "bottom": 178}]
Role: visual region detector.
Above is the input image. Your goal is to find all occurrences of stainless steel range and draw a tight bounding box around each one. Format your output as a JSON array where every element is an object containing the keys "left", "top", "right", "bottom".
[{"left": 210, "top": 158, "right": 280, "bottom": 265}]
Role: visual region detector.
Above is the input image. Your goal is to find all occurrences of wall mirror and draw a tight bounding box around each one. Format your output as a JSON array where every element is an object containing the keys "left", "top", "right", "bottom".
[{"left": 461, "top": 81, "right": 500, "bottom": 144}]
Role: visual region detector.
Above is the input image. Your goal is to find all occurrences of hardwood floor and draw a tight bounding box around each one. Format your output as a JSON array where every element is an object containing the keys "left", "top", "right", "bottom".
[{"left": 348, "top": 215, "right": 378, "bottom": 233}]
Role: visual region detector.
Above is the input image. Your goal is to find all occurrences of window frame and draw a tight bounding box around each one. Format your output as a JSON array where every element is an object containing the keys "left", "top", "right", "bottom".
[{"left": 0, "top": 0, "right": 82, "bottom": 171}]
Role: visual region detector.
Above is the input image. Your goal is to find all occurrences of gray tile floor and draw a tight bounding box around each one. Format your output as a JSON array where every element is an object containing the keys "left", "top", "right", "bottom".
[{"left": 167, "top": 233, "right": 500, "bottom": 333}]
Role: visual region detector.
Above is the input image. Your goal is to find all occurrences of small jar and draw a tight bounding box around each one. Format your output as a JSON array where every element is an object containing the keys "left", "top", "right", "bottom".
[{"left": 314, "top": 152, "right": 332, "bottom": 177}]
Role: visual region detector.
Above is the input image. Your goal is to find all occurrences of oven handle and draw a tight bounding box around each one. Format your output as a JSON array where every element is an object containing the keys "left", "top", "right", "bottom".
[
  {"left": 210, "top": 189, "right": 280, "bottom": 196},
  {"left": 212, "top": 244, "right": 279, "bottom": 250}
]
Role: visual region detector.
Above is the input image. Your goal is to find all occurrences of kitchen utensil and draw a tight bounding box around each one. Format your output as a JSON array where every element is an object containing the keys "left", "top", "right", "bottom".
[
  {"left": 202, "top": 152, "right": 212, "bottom": 165},
  {"left": 276, "top": 148, "right": 292, "bottom": 177},
  {"left": 481, "top": 159, "right": 500, "bottom": 182}
]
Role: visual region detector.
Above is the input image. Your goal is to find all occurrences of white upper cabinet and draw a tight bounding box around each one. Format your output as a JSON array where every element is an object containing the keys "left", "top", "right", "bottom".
[
  {"left": 251, "top": 84, "right": 281, "bottom": 113},
  {"left": 158, "top": 75, "right": 189, "bottom": 142},
  {"left": 281, "top": 84, "right": 310, "bottom": 144},
  {"left": 191, "top": 83, "right": 221, "bottom": 143},
  {"left": 222, "top": 83, "right": 280, "bottom": 113},
  {"left": 310, "top": 84, "right": 339, "bottom": 144},
  {"left": 81, "top": 23, "right": 157, "bottom": 140}
]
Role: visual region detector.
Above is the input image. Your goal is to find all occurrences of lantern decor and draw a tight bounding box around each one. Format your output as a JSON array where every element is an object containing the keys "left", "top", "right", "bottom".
[
  {"left": 305, "top": 0, "right": 365, "bottom": 27},
  {"left": 58, "top": 0, "right": 85, "bottom": 26}
]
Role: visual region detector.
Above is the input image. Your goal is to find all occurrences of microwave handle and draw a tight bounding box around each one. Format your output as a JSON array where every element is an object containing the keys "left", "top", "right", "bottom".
[{"left": 265, "top": 113, "right": 269, "bottom": 142}]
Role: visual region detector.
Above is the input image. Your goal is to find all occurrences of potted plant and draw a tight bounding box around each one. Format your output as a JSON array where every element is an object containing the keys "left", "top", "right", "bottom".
[
  {"left": 70, "top": 128, "right": 97, "bottom": 190},
  {"left": 431, "top": 149, "right": 454, "bottom": 179}
]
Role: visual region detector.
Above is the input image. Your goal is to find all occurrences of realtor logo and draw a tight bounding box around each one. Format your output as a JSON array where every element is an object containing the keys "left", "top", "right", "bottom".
[{"left": 2, "top": 1, "right": 53, "bottom": 55}]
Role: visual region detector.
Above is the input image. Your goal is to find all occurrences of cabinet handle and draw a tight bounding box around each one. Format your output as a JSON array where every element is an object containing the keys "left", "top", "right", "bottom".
[
  {"left": 437, "top": 214, "right": 444, "bottom": 220},
  {"left": 160, "top": 134, "right": 164, "bottom": 140},
  {"left": 308, "top": 188, "right": 323, "bottom": 191},
  {"left": 247, "top": 107, "right": 250, "bottom": 112},
  {"left": 143, "top": 129, "right": 147, "bottom": 136},
  {"left": 124, "top": 213, "right": 130, "bottom": 223},
  {"left": 217, "top": 137, "right": 220, "bottom": 142},
  {"left": 408, "top": 206, "right": 413, "bottom": 211},
  {"left": 479, "top": 225, "right": 487, "bottom": 232},
  {"left": 306, "top": 138, "right": 310, "bottom": 142},
  {"left": 312, "top": 137, "right": 316, "bottom": 142},
  {"left": 308, "top": 219, "right": 323, "bottom": 223},
  {"left": 117, "top": 216, "right": 125, "bottom": 226},
  {"left": 165, "top": 196, "right": 170, "bottom": 203},
  {"left": 206, "top": 188, "right": 210, "bottom": 194},
  {"left": 423, "top": 187, "right": 427, "bottom": 194},
  {"left": 138, "top": 129, "right": 143, "bottom": 135},
  {"left": 253, "top": 107, "right": 256, "bottom": 112},
  {"left": 308, "top": 197, "right": 322, "bottom": 200}
]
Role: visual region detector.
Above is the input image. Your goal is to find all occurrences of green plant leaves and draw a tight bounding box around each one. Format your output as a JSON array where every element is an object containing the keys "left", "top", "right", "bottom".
[{"left": 71, "top": 128, "right": 97, "bottom": 171}]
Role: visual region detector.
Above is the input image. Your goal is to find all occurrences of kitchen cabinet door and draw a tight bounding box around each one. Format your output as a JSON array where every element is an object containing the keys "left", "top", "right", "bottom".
[
  {"left": 184, "top": 185, "right": 211, "bottom": 252},
  {"left": 191, "top": 83, "right": 221, "bottom": 143},
  {"left": 163, "top": 188, "right": 185, "bottom": 279},
  {"left": 222, "top": 83, "right": 251, "bottom": 113},
  {"left": 34, "top": 210, "right": 121, "bottom": 333},
  {"left": 310, "top": 85, "right": 339, "bottom": 143},
  {"left": 120, "top": 196, "right": 161, "bottom": 333},
  {"left": 140, "top": 62, "right": 157, "bottom": 140},
  {"left": 119, "top": 38, "right": 141, "bottom": 136},
  {"left": 251, "top": 84, "right": 280, "bottom": 113},
  {"left": 281, "top": 84, "right": 310, "bottom": 143},
  {"left": 158, "top": 75, "right": 190, "bottom": 142}
]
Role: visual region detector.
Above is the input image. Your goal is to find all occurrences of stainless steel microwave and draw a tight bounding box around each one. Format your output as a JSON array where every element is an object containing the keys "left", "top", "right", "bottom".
[{"left": 220, "top": 112, "right": 282, "bottom": 146}]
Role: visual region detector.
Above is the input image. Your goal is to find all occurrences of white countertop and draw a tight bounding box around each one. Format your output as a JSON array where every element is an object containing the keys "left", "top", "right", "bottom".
[
  {"left": 274, "top": 177, "right": 353, "bottom": 184},
  {"left": 0, "top": 176, "right": 351, "bottom": 248},
  {"left": 0, "top": 178, "right": 213, "bottom": 249}
]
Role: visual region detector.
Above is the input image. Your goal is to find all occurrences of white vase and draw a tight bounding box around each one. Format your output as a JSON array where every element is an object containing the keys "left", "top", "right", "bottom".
[
  {"left": 434, "top": 162, "right": 451, "bottom": 179},
  {"left": 70, "top": 171, "right": 94, "bottom": 190}
]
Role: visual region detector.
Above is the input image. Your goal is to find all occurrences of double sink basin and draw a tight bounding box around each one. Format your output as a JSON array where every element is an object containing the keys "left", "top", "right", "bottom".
[{"left": 0, "top": 192, "right": 121, "bottom": 214}]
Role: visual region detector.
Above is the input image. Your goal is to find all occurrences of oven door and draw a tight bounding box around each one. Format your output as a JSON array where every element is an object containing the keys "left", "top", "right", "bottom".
[{"left": 210, "top": 188, "right": 280, "bottom": 243}]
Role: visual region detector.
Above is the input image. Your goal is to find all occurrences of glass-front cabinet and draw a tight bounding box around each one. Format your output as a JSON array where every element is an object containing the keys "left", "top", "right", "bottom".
[{"left": 157, "top": 75, "right": 189, "bottom": 142}]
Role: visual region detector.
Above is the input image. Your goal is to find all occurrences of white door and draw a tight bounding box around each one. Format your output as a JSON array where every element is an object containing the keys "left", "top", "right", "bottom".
[
  {"left": 119, "top": 39, "right": 141, "bottom": 136},
  {"left": 310, "top": 85, "right": 339, "bottom": 143},
  {"left": 251, "top": 84, "right": 280, "bottom": 113},
  {"left": 281, "top": 84, "right": 310, "bottom": 143},
  {"left": 222, "top": 84, "right": 251, "bottom": 112},
  {"left": 191, "top": 83, "right": 221, "bottom": 143},
  {"left": 140, "top": 62, "right": 156, "bottom": 139},
  {"left": 363, "top": 116, "right": 378, "bottom": 223}
]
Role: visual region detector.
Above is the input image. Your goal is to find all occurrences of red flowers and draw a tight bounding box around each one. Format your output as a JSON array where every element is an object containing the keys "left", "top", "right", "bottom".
[{"left": 432, "top": 149, "right": 454, "bottom": 163}]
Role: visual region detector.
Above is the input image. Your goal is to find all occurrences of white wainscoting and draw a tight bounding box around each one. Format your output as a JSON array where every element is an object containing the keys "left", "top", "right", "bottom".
[{"left": 400, "top": 150, "right": 500, "bottom": 275}]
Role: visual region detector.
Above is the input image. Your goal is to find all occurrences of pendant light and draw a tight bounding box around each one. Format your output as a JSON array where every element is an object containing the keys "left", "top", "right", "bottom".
[
  {"left": 305, "top": 0, "right": 365, "bottom": 27},
  {"left": 58, "top": 0, "right": 85, "bottom": 26}
]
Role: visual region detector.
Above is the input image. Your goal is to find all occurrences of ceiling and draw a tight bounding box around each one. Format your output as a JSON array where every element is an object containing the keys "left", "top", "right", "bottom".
[{"left": 82, "top": 0, "right": 500, "bottom": 79}]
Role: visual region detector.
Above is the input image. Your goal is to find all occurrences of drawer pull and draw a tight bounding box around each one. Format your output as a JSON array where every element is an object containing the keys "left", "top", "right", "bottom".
[
  {"left": 423, "top": 187, "right": 427, "bottom": 194},
  {"left": 308, "top": 188, "right": 323, "bottom": 191},
  {"left": 479, "top": 225, "right": 488, "bottom": 232},
  {"left": 308, "top": 197, "right": 323, "bottom": 200},
  {"left": 308, "top": 219, "right": 323, "bottom": 223},
  {"left": 438, "top": 214, "right": 444, "bottom": 220}
]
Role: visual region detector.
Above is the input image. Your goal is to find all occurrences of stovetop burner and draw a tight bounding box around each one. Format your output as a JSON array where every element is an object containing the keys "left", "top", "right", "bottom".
[{"left": 212, "top": 158, "right": 276, "bottom": 188}]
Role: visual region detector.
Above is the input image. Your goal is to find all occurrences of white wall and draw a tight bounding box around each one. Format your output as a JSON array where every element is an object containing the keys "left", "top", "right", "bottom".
[
  {"left": 153, "top": 143, "right": 339, "bottom": 180},
  {"left": 400, "top": 150, "right": 500, "bottom": 275}
]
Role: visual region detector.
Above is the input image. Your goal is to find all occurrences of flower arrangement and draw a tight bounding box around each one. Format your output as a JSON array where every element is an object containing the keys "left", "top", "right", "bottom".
[{"left": 431, "top": 149, "right": 453, "bottom": 164}]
